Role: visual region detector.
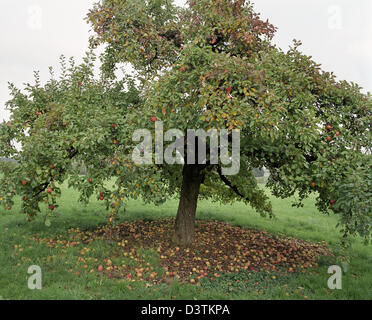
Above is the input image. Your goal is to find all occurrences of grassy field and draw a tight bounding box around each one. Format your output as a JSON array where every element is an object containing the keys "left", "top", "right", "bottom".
[{"left": 0, "top": 182, "right": 371, "bottom": 300}]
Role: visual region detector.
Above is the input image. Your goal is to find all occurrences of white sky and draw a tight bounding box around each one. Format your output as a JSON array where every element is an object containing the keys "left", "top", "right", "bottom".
[{"left": 0, "top": 0, "right": 371, "bottom": 122}]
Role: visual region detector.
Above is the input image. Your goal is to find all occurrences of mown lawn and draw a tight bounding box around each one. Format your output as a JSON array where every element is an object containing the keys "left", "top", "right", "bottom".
[{"left": 0, "top": 182, "right": 371, "bottom": 300}]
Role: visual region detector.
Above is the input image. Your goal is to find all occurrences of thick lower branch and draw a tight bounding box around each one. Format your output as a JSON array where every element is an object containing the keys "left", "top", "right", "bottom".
[
  {"left": 217, "top": 166, "right": 248, "bottom": 200},
  {"left": 32, "top": 146, "right": 78, "bottom": 198}
]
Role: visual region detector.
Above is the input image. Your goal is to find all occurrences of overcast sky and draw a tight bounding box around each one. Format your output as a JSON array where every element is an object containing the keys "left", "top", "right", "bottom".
[{"left": 1, "top": 0, "right": 371, "bottom": 122}]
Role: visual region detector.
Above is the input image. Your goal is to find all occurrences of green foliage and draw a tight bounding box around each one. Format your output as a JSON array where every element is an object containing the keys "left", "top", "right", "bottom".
[
  {"left": 333, "top": 158, "right": 372, "bottom": 242},
  {"left": 0, "top": 0, "right": 371, "bottom": 241},
  {"left": 0, "top": 52, "right": 148, "bottom": 219}
]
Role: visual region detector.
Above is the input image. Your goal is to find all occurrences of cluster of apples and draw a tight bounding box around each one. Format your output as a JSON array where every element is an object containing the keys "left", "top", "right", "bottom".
[
  {"left": 110, "top": 124, "right": 119, "bottom": 144},
  {"left": 325, "top": 124, "right": 340, "bottom": 142},
  {"left": 47, "top": 186, "right": 55, "bottom": 210},
  {"left": 309, "top": 181, "right": 335, "bottom": 205},
  {"left": 87, "top": 178, "right": 105, "bottom": 200}
]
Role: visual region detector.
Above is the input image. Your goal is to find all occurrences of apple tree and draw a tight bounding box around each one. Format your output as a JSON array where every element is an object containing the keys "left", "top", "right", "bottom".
[{"left": 1, "top": 0, "right": 371, "bottom": 245}]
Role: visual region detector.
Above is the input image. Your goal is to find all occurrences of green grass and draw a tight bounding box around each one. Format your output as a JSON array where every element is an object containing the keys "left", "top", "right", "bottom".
[{"left": 0, "top": 182, "right": 371, "bottom": 300}]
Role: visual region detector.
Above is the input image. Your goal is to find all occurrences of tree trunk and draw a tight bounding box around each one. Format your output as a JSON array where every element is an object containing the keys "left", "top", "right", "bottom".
[{"left": 172, "top": 164, "right": 203, "bottom": 246}]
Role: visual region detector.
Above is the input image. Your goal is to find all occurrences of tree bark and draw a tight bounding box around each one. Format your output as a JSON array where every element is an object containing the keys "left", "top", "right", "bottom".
[{"left": 172, "top": 164, "right": 203, "bottom": 246}]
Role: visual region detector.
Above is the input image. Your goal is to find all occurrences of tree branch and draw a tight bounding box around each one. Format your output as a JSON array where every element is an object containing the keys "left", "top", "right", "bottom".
[
  {"left": 32, "top": 146, "right": 78, "bottom": 198},
  {"left": 217, "top": 166, "right": 248, "bottom": 200}
]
